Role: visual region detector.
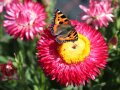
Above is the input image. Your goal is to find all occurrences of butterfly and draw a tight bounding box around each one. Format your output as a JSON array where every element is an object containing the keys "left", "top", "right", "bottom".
[{"left": 50, "top": 9, "right": 78, "bottom": 44}]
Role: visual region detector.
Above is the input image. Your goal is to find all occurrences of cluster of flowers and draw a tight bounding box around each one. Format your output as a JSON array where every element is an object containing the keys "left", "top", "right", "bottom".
[{"left": 0, "top": 0, "right": 115, "bottom": 86}]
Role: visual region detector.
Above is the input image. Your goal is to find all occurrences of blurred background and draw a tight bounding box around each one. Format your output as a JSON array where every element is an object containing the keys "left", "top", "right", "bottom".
[
  {"left": 55, "top": 0, "right": 88, "bottom": 21},
  {"left": 0, "top": 0, "right": 120, "bottom": 90}
]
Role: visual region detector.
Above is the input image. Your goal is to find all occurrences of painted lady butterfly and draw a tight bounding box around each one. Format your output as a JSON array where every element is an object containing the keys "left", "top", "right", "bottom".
[{"left": 50, "top": 9, "right": 78, "bottom": 44}]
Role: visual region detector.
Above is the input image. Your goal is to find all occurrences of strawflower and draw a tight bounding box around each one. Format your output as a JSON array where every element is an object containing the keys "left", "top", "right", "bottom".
[
  {"left": 36, "top": 20, "right": 108, "bottom": 86},
  {"left": 0, "top": 0, "right": 18, "bottom": 13},
  {"left": 108, "top": 34, "right": 118, "bottom": 49},
  {"left": 79, "top": 0, "right": 114, "bottom": 29},
  {"left": 0, "top": 60, "right": 17, "bottom": 81},
  {"left": 3, "top": 0, "right": 46, "bottom": 40}
]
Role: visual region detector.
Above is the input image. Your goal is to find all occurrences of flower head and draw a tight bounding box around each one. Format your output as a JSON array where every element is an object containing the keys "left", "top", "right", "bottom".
[
  {"left": 36, "top": 20, "right": 108, "bottom": 86},
  {"left": 0, "top": 0, "right": 18, "bottom": 13},
  {"left": 3, "top": 0, "right": 46, "bottom": 40},
  {"left": 79, "top": 0, "right": 114, "bottom": 29},
  {"left": 0, "top": 60, "right": 17, "bottom": 81},
  {"left": 108, "top": 34, "right": 118, "bottom": 49}
]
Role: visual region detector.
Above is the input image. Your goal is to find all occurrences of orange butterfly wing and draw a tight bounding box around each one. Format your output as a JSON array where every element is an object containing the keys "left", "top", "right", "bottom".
[
  {"left": 50, "top": 9, "right": 78, "bottom": 44},
  {"left": 56, "top": 29, "right": 78, "bottom": 43},
  {"left": 51, "top": 9, "right": 70, "bottom": 36}
]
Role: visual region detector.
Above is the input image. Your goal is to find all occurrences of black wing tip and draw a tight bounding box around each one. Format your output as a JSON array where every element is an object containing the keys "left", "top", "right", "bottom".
[
  {"left": 55, "top": 9, "right": 60, "bottom": 12},
  {"left": 55, "top": 9, "right": 63, "bottom": 14}
]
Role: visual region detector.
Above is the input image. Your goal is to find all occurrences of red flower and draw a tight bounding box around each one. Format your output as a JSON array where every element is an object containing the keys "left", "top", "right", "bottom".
[
  {"left": 108, "top": 34, "right": 118, "bottom": 49},
  {"left": 36, "top": 20, "right": 108, "bottom": 86},
  {"left": 0, "top": 60, "right": 17, "bottom": 80}
]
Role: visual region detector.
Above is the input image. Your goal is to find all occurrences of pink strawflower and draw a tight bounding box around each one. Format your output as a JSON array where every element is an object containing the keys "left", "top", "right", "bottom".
[
  {"left": 79, "top": 0, "right": 114, "bottom": 29},
  {"left": 3, "top": 0, "right": 46, "bottom": 40},
  {"left": 0, "top": 0, "right": 18, "bottom": 13},
  {"left": 36, "top": 20, "right": 108, "bottom": 86}
]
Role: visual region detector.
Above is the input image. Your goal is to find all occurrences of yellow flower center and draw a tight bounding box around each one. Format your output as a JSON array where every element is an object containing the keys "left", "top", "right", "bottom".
[{"left": 57, "top": 33, "right": 91, "bottom": 64}]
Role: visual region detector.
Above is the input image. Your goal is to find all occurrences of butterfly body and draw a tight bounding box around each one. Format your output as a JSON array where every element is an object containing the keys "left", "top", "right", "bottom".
[{"left": 50, "top": 9, "right": 78, "bottom": 44}]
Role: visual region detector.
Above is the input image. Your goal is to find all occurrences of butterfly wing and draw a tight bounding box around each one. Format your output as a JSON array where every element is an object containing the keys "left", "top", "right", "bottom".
[
  {"left": 50, "top": 9, "right": 70, "bottom": 36},
  {"left": 50, "top": 9, "right": 78, "bottom": 44},
  {"left": 56, "top": 29, "right": 78, "bottom": 44}
]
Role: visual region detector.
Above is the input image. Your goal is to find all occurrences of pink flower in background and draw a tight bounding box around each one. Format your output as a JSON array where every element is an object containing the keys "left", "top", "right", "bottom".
[
  {"left": 3, "top": 0, "right": 46, "bottom": 40},
  {"left": 36, "top": 20, "right": 108, "bottom": 86},
  {"left": 0, "top": 0, "right": 18, "bottom": 13},
  {"left": 79, "top": 0, "right": 114, "bottom": 29}
]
